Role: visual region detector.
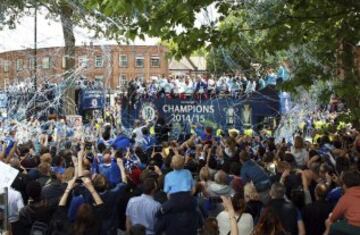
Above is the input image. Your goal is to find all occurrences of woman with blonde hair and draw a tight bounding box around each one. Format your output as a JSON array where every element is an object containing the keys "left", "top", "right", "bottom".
[{"left": 291, "top": 136, "right": 309, "bottom": 168}]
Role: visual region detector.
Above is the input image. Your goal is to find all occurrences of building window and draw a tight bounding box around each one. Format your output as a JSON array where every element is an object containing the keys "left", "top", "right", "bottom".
[
  {"left": 95, "top": 75, "right": 104, "bottom": 87},
  {"left": 3, "top": 61, "right": 9, "bottom": 72},
  {"left": 42, "top": 57, "right": 50, "bottom": 69},
  {"left": 118, "top": 74, "right": 127, "bottom": 88},
  {"left": 79, "top": 56, "right": 89, "bottom": 68},
  {"left": 150, "top": 57, "right": 160, "bottom": 67},
  {"left": 95, "top": 56, "right": 103, "bottom": 68},
  {"left": 28, "top": 58, "right": 35, "bottom": 70},
  {"left": 119, "top": 55, "right": 128, "bottom": 67},
  {"left": 4, "top": 78, "right": 9, "bottom": 90},
  {"left": 135, "top": 56, "right": 144, "bottom": 68},
  {"left": 62, "top": 57, "right": 66, "bottom": 68},
  {"left": 16, "top": 59, "right": 23, "bottom": 71},
  {"left": 95, "top": 75, "right": 104, "bottom": 81}
]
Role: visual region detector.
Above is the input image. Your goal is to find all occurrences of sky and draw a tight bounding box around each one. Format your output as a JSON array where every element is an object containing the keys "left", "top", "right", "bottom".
[
  {"left": 0, "top": 4, "right": 219, "bottom": 53},
  {"left": 0, "top": 8, "right": 159, "bottom": 53}
]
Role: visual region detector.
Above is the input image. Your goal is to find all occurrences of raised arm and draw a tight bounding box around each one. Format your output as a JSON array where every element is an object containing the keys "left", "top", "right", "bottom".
[
  {"left": 59, "top": 177, "right": 76, "bottom": 206},
  {"left": 77, "top": 143, "right": 85, "bottom": 177},
  {"left": 5, "top": 142, "right": 17, "bottom": 163},
  {"left": 221, "top": 196, "right": 239, "bottom": 235},
  {"left": 0, "top": 142, "right": 6, "bottom": 161},
  {"left": 116, "top": 158, "right": 128, "bottom": 184},
  {"left": 82, "top": 177, "right": 103, "bottom": 205}
]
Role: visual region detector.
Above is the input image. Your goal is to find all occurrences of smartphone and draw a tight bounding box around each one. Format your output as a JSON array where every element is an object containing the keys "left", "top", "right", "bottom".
[{"left": 75, "top": 177, "right": 83, "bottom": 184}]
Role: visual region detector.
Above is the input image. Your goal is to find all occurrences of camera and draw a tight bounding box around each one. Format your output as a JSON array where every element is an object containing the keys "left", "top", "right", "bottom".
[
  {"left": 75, "top": 177, "right": 83, "bottom": 184},
  {"left": 86, "top": 152, "right": 94, "bottom": 163}
]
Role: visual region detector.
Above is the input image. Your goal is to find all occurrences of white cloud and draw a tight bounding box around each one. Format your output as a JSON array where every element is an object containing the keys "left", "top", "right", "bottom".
[
  {"left": 0, "top": 3, "right": 219, "bottom": 53},
  {"left": 0, "top": 7, "right": 159, "bottom": 53}
]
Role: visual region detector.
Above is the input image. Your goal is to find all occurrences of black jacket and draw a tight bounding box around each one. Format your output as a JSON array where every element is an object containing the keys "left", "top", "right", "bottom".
[
  {"left": 17, "top": 200, "right": 56, "bottom": 235},
  {"left": 303, "top": 200, "right": 334, "bottom": 235},
  {"left": 268, "top": 198, "right": 299, "bottom": 235},
  {"left": 155, "top": 192, "right": 199, "bottom": 235}
]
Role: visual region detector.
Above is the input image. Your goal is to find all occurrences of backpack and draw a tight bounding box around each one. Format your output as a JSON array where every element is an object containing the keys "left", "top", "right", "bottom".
[{"left": 30, "top": 221, "right": 49, "bottom": 235}]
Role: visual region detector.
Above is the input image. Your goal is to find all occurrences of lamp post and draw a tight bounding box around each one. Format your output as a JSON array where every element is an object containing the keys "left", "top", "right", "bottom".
[{"left": 34, "top": 1, "right": 37, "bottom": 92}]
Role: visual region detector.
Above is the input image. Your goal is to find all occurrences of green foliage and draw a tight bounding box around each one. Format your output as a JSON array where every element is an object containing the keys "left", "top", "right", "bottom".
[
  {"left": 0, "top": 0, "right": 28, "bottom": 30},
  {"left": 1, "top": 0, "right": 360, "bottom": 123},
  {"left": 85, "top": 0, "right": 360, "bottom": 124}
]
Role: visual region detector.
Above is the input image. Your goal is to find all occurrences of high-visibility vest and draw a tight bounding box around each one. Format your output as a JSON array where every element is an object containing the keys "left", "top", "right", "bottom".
[
  {"left": 150, "top": 126, "right": 155, "bottom": 135},
  {"left": 244, "top": 128, "right": 253, "bottom": 136},
  {"left": 216, "top": 129, "right": 223, "bottom": 137}
]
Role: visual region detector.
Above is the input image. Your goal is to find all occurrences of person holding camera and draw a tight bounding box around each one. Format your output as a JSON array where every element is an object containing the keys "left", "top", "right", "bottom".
[{"left": 50, "top": 176, "right": 104, "bottom": 235}]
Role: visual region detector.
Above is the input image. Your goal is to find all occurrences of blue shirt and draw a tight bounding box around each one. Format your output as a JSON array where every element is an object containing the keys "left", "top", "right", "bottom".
[
  {"left": 126, "top": 194, "right": 161, "bottom": 235},
  {"left": 98, "top": 159, "right": 121, "bottom": 186},
  {"left": 110, "top": 134, "right": 131, "bottom": 150},
  {"left": 164, "top": 169, "right": 194, "bottom": 194},
  {"left": 241, "top": 160, "right": 269, "bottom": 185},
  {"left": 5, "top": 136, "right": 15, "bottom": 156},
  {"left": 200, "top": 132, "right": 212, "bottom": 142},
  {"left": 140, "top": 135, "right": 155, "bottom": 152},
  {"left": 266, "top": 74, "right": 277, "bottom": 86},
  {"left": 277, "top": 66, "right": 289, "bottom": 81},
  {"left": 51, "top": 166, "right": 65, "bottom": 175}
]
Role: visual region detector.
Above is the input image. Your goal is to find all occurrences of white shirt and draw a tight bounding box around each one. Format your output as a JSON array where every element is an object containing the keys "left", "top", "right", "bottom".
[
  {"left": 216, "top": 79, "right": 227, "bottom": 91},
  {"left": 137, "top": 85, "right": 145, "bottom": 94},
  {"left": 132, "top": 125, "right": 147, "bottom": 144},
  {"left": 126, "top": 194, "right": 161, "bottom": 235},
  {"left": 216, "top": 211, "right": 253, "bottom": 235},
  {"left": 245, "top": 80, "right": 253, "bottom": 93},
  {"left": 291, "top": 147, "right": 309, "bottom": 167},
  {"left": 163, "top": 81, "right": 173, "bottom": 93},
  {"left": 8, "top": 188, "right": 24, "bottom": 223},
  {"left": 184, "top": 81, "right": 194, "bottom": 94},
  {"left": 177, "top": 80, "right": 186, "bottom": 93},
  {"left": 208, "top": 78, "right": 216, "bottom": 91}
]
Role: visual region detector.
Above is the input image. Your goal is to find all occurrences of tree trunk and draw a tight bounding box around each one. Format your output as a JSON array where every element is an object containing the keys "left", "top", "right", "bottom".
[
  {"left": 60, "top": 1, "right": 76, "bottom": 115},
  {"left": 186, "top": 56, "right": 198, "bottom": 73}
]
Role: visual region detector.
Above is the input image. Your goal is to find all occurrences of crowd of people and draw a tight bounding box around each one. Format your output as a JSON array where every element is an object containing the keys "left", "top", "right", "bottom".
[
  {"left": 125, "top": 68, "right": 285, "bottom": 103},
  {"left": 0, "top": 110, "right": 359, "bottom": 235}
]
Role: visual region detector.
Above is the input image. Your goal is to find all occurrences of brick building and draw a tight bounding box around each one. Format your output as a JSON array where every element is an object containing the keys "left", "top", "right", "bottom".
[{"left": 0, "top": 44, "right": 168, "bottom": 90}]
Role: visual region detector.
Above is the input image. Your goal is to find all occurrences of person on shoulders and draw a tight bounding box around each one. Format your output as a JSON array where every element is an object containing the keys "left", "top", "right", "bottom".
[
  {"left": 164, "top": 154, "right": 194, "bottom": 196},
  {"left": 324, "top": 170, "right": 360, "bottom": 235}
]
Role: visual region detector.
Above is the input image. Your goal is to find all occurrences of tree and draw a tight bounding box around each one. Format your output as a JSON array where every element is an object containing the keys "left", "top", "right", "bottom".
[
  {"left": 89, "top": 0, "right": 360, "bottom": 125},
  {"left": 0, "top": 0, "right": 27, "bottom": 30},
  {"left": 238, "top": 0, "right": 360, "bottom": 126},
  {"left": 1, "top": 0, "right": 109, "bottom": 114},
  {"left": 85, "top": 0, "right": 233, "bottom": 56}
]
